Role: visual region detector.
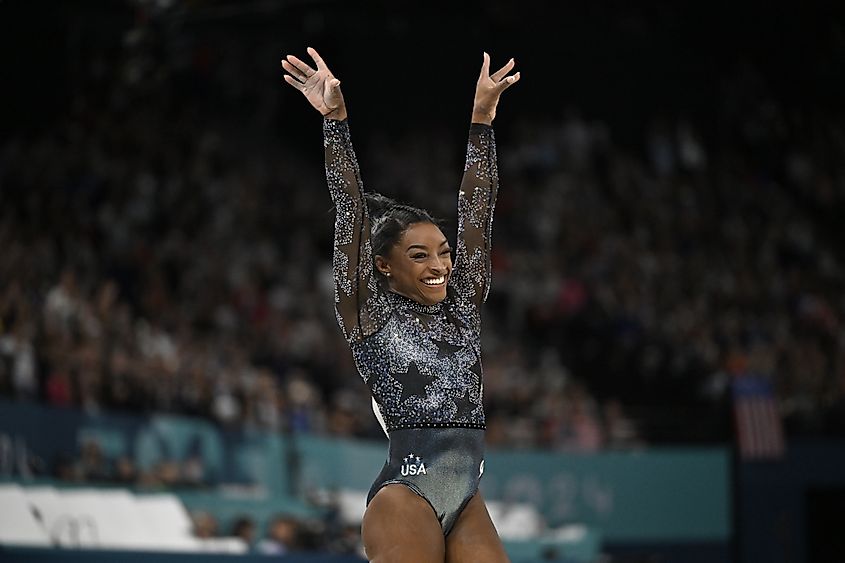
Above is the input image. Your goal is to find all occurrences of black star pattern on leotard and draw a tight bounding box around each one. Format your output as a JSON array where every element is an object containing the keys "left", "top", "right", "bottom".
[
  {"left": 461, "top": 221, "right": 485, "bottom": 247},
  {"left": 452, "top": 390, "right": 477, "bottom": 420},
  {"left": 397, "top": 362, "right": 436, "bottom": 404},
  {"left": 468, "top": 358, "right": 482, "bottom": 378},
  {"left": 435, "top": 339, "right": 463, "bottom": 359}
]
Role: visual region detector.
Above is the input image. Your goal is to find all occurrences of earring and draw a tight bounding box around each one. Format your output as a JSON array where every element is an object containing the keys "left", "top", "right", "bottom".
[{"left": 385, "top": 273, "right": 391, "bottom": 277}]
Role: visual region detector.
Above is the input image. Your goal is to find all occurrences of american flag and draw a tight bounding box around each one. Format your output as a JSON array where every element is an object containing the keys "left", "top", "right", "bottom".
[{"left": 732, "top": 376, "right": 786, "bottom": 461}]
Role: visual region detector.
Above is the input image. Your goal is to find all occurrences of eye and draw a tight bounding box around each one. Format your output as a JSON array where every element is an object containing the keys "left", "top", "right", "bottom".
[
  {"left": 412, "top": 253, "right": 427, "bottom": 260},
  {"left": 439, "top": 249, "right": 451, "bottom": 256}
]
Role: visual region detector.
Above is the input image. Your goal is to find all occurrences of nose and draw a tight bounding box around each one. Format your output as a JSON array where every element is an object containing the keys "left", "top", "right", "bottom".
[{"left": 430, "top": 255, "right": 447, "bottom": 273}]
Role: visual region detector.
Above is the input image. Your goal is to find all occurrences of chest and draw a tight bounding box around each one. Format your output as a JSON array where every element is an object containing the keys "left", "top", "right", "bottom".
[{"left": 353, "top": 306, "right": 480, "bottom": 382}]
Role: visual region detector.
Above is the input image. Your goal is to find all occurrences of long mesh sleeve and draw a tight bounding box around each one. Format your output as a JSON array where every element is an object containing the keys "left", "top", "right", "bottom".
[
  {"left": 324, "top": 119, "right": 388, "bottom": 343},
  {"left": 450, "top": 123, "right": 499, "bottom": 311}
]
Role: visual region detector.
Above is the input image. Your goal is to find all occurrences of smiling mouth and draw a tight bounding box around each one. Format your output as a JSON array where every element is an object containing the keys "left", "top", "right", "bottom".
[{"left": 422, "top": 275, "right": 446, "bottom": 286}]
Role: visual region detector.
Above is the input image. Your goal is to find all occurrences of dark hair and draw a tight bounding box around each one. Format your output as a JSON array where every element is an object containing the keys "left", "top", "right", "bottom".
[
  {"left": 365, "top": 192, "right": 441, "bottom": 259},
  {"left": 231, "top": 515, "right": 255, "bottom": 537}
]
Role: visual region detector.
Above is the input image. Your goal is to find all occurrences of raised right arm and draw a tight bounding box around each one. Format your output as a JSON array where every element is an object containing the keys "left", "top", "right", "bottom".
[
  {"left": 324, "top": 118, "right": 384, "bottom": 342},
  {"left": 281, "top": 47, "right": 388, "bottom": 342}
]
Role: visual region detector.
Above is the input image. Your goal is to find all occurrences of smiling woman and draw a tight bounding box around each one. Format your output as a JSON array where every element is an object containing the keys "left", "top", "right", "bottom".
[
  {"left": 282, "top": 46, "right": 519, "bottom": 562},
  {"left": 372, "top": 211, "right": 453, "bottom": 306}
]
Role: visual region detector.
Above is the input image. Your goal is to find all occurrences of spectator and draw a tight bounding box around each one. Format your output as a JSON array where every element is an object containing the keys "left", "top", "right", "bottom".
[
  {"left": 78, "top": 439, "right": 111, "bottom": 482},
  {"left": 256, "top": 514, "right": 300, "bottom": 555},
  {"left": 602, "top": 399, "right": 643, "bottom": 450},
  {"left": 191, "top": 510, "right": 219, "bottom": 539},
  {"left": 230, "top": 515, "right": 257, "bottom": 549},
  {"left": 112, "top": 455, "right": 138, "bottom": 485}
]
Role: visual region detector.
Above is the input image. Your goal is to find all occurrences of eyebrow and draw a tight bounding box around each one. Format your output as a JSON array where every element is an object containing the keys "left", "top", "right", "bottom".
[{"left": 406, "top": 240, "right": 450, "bottom": 251}]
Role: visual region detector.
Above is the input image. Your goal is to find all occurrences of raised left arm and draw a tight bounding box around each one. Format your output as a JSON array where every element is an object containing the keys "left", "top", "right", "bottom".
[
  {"left": 450, "top": 53, "right": 519, "bottom": 311},
  {"left": 451, "top": 123, "right": 499, "bottom": 310}
]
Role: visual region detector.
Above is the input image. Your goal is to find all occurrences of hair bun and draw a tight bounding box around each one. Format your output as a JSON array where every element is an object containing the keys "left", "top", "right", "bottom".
[
  {"left": 362, "top": 191, "right": 439, "bottom": 263},
  {"left": 363, "top": 191, "right": 397, "bottom": 220}
]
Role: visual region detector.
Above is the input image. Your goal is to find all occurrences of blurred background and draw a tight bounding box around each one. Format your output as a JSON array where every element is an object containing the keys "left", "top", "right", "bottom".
[{"left": 1, "top": 1, "right": 844, "bottom": 562}]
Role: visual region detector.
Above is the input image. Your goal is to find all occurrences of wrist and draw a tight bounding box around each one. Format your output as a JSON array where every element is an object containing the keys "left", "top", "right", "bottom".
[
  {"left": 471, "top": 109, "right": 494, "bottom": 125},
  {"left": 324, "top": 106, "right": 348, "bottom": 121}
]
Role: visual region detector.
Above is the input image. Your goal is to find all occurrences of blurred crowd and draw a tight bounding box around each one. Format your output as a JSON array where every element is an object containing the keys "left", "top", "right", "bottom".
[
  {"left": 2, "top": 10, "right": 844, "bottom": 457},
  {"left": 191, "top": 509, "right": 362, "bottom": 557},
  {"left": 484, "top": 99, "right": 845, "bottom": 441},
  {"left": 51, "top": 438, "right": 209, "bottom": 490}
]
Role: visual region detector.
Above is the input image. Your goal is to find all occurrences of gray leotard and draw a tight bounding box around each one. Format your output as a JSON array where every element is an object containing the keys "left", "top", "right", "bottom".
[{"left": 324, "top": 118, "right": 498, "bottom": 534}]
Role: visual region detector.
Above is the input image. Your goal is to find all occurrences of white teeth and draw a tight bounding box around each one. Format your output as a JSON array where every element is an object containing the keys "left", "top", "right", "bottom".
[{"left": 423, "top": 276, "right": 445, "bottom": 286}]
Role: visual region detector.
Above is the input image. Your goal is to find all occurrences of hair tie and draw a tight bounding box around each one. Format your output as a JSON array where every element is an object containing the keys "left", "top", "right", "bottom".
[{"left": 371, "top": 213, "right": 391, "bottom": 235}]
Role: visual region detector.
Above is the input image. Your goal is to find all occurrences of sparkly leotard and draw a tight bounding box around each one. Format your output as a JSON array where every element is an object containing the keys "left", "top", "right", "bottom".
[{"left": 324, "top": 118, "right": 498, "bottom": 534}]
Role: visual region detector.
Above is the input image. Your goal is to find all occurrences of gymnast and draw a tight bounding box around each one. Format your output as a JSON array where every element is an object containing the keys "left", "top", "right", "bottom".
[{"left": 282, "top": 46, "right": 519, "bottom": 562}]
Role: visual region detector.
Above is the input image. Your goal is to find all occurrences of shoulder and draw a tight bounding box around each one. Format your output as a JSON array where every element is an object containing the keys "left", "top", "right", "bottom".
[{"left": 444, "top": 289, "right": 480, "bottom": 332}]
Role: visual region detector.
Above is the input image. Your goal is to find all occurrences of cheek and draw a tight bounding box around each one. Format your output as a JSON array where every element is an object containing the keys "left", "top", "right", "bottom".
[{"left": 396, "top": 260, "right": 424, "bottom": 281}]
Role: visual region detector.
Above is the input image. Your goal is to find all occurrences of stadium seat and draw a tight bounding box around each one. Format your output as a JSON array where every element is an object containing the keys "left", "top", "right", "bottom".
[
  {"left": 336, "top": 489, "right": 369, "bottom": 525},
  {"left": 486, "top": 500, "right": 545, "bottom": 540},
  {"left": 57, "top": 489, "right": 152, "bottom": 549},
  {"left": 9, "top": 486, "right": 249, "bottom": 553},
  {"left": 0, "top": 484, "right": 52, "bottom": 547},
  {"left": 133, "top": 493, "right": 203, "bottom": 551},
  {"left": 23, "top": 486, "right": 85, "bottom": 547}
]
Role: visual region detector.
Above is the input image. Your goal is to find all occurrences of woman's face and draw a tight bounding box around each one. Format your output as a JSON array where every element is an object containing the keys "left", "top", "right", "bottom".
[{"left": 376, "top": 222, "right": 452, "bottom": 305}]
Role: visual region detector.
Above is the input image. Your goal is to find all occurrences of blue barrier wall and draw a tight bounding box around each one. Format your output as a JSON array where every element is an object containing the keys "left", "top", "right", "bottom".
[
  {"left": 0, "top": 402, "right": 731, "bottom": 548},
  {"left": 262, "top": 434, "right": 732, "bottom": 544}
]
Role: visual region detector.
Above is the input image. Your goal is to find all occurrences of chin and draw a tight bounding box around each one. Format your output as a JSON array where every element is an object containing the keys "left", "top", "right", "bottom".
[{"left": 425, "top": 289, "right": 447, "bottom": 305}]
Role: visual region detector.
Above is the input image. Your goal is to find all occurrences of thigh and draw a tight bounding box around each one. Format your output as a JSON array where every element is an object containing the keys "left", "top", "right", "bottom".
[
  {"left": 362, "top": 483, "right": 445, "bottom": 563},
  {"left": 445, "top": 491, "right": 510, "bottom": 563}
]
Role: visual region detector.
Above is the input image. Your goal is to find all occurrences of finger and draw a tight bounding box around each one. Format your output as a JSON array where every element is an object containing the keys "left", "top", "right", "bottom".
[
  {"left": 325, "top": 78, "right": 342, "bottom": 106},
  {"left": 286, "top": 55, "right": 316, "bottom": 77},
  {"left": 325, "top": 78, "right": 341, "bottom": 97},
  {"left": 496, "top": 71, "right": 521, "bottom": 92},
  {"left": 307, "top": 46, "right": 329, "bottom": 72},
  {"left": 283, "top": 74, "right": 305, "bottom": 91},
  {"left": 479, "top": 51, "right": 490, "bottom": 79},
  {"left": 282, "top": 60, "right": 307, "bottom": 81},
  {"left": 491, "top": 58, "right": 515, "bottom": 82}
]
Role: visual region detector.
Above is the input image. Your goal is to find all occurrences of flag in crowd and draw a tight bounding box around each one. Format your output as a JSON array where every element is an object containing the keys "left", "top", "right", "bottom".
[{"left": 732, "top": 375, "right": 785, "bottom": 461}]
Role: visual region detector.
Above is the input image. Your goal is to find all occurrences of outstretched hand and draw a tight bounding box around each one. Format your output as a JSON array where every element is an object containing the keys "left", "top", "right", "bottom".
[
  {"left": 282, "top": 47, "right": 347, "bottom": 120},
  {"left": 473, "top": 52, "right": 520, "bottom": 125}
]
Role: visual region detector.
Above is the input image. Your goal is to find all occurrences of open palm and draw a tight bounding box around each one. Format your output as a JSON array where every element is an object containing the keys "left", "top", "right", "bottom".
[
  {"left": 473, "top": 52, "right": 520, "bottom": 124},
  {"left": 282, "top": 47, "right": 345, "bottom": 118}
]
